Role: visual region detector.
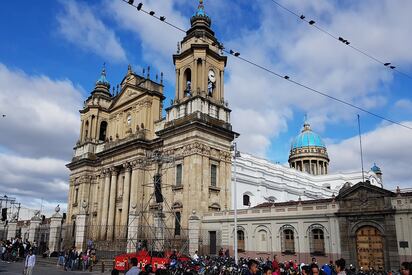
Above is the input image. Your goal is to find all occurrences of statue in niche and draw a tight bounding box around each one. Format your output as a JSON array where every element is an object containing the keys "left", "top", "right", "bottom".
[{"left": 185, "top": 81, "right": 192, "bottom": 97}]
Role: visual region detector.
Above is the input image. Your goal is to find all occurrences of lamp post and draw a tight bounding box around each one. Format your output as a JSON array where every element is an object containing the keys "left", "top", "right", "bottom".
[{"left": 232, "top": 141, "right": 240, "bottom": 265}]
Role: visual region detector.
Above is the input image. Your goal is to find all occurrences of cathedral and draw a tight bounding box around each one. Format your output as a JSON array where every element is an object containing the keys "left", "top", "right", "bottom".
[
  {"left": 65, "top": 1, "right": 411, "bottom": 270},
  {"left": 66, "top": 0, "right": 235, "bottom": 249}
]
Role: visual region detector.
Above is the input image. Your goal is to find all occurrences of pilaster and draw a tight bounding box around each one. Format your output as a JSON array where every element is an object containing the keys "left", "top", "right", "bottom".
[{"left": 188, "top": 212, "right": 200, "bottom": 256}]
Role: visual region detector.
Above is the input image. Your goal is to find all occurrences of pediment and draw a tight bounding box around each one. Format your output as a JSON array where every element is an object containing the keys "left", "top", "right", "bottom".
[
  {"left": 110, "top": 87, "right": 142, "bottom": 110},
  {"left": 336, "top": 182, "right": 394, "bottom": 201}
]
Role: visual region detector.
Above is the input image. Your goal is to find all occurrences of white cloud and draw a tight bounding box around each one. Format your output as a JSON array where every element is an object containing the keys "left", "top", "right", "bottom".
[
  {"left": 394, "top": 99, "right": 412, "bottom": 112},
  {"left": 57, "top": 0, "right": 127, "bottom": 62},
  {"left": 0, "top": 64, "right": 82, "bottom": 158},
  {"left": 0, "top": 63, "right": 82, "bottom": 219},
  {"left": 107, "top": 0, "right": 187, "bottom": 82},
  {"left": 328, "top": 121, "right": 412, "bottom": 189},
  {"left": 220, "top": 0, "right": 412, "bottom": 157}
]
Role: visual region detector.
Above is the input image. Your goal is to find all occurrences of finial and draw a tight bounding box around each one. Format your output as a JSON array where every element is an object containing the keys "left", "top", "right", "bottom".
[
  {"left": 102, "top": 62, "right": 106, "bottom": 76},
  {"left": 303, "top": 114, "right": 310, "bottom": 131},
  {"left": 160, "top": 72, "right": 163, "bottom": 84},
  {"left": 194, "top": 0, "right": 206, "bottom": 17},
  {"left": 147, "top": 66, "right": 150, "bottom": 79},
  {"left": 143, "top": 68, "right": 145, "bottom": 75},
  {"left": 127, "top": 64, "right": 133, "bottom": 75},
  {"left": 116, "top": 84, "right": 119, "bottom": 93},
  {"left": 156, "top": 73, "right": 158, "bottom": 81},
  {"left": 177, "top": 42, "right": 180, "bottom": 54}
]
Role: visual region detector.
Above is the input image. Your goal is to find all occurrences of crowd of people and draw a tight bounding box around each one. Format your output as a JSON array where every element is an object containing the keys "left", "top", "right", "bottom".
[
  {"left": 1, "top": 238, "right": 37, "bottom": 275},
  {"left": 0, "top": 238, "right": 37, "bottom": 262},
  {"left": 115, "top": 251, "right": 412, "bottom": 275},
  {"left": 56, "top": 245, "right": 98, "bottom": 271}
]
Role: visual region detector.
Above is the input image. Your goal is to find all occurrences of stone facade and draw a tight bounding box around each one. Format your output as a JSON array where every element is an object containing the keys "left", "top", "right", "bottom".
[
  {"left": 198, "top": 182, "right": 412, "bottom": 271},
  {"left": 65, "top": 2, "right": 235, "bottom": 252}
]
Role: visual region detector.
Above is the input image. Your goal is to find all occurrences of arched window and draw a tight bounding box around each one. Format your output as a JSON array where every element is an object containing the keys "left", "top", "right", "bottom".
[
  {"left": 310, "top": 228, "right": 325, "bottom": 255},
  {"left": 183, "top": 68, "right": 192, "bottom": 96},
  {"left": 243, "top": 194, "right": 250, "bottom": 206},
  {"left": 280, "top": 225, "right": 296, "bottom": 254},
  {"left": 174, "top": 211, "right": 181, "bottom": 236},
  {"left": 99, "top": 121, "right": 108, "bottom": 141},
  {"left": 237, "top": 230, "right": 245, "bottom": 252}
]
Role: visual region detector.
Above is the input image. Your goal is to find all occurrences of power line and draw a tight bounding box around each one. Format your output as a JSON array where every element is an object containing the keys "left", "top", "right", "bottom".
[
  {"left": 269, "top": 0, "right": 412, "bottom": 81},
  {"left": 119, "top": 0, "right": 412, "bottom": 131}
]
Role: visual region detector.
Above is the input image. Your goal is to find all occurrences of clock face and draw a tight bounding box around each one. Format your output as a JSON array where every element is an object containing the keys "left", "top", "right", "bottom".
[{"left": 208, "top": 70, "right": 216, "bottom": 83}]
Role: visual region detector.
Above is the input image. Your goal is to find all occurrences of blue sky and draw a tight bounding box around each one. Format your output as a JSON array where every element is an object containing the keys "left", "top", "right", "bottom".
[{"left": 0, "top": 0, "right": 411, "bottom": 216}]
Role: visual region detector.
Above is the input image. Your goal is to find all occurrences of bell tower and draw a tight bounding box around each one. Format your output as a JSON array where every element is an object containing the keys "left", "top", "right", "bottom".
[
  {"left": 157, "top": 0, "right": 237, "bottom": 227},
  {"left": 173, "top": 0, "right": 227, "bottom": 106}
]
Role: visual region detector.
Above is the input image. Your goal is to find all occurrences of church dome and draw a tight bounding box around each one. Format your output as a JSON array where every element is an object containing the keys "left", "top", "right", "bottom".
[
  {"left": 371, "top": 163, "right": 381, "bottom": 173},
  {"left": 288, "top": 120, "right": 329, "bottom": 175},
  {"left": 96, "top": 67, "right": 110, "bottom": 88},
  {"left": 291, "top": 122, "right": 326, "bottom": 150},
  {"left": 91, "top": 66, "right": 111, "bottom": 96}
]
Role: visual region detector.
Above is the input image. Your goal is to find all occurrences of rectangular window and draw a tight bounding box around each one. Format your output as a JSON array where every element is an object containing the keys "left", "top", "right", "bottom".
[
  {"left": 74, "top": 188, "right": 79, "bottom": 204},
  {"left": 174, "top": 212, "right": 181, "bottom": 236},
  {"left": 176, "top": 164, "right": 182, "bottom": 186},
  {"left": 211, "top": 164, "right": 217, "bottom": 187}
]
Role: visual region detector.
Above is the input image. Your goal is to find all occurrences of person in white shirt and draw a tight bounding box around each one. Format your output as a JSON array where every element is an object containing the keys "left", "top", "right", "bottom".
[
  {"left": 126, "top": 257, "right": 140, "bottom": 275},
  {"left": 24, "top": 250, "right": 36, "bottom": 275},
  {"left": 192, "top": 251, "right": 199, "bottom": 262}
]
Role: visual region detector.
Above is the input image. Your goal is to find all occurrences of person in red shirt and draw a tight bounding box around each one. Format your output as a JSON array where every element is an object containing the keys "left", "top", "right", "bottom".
[{"left": 272, "top": 255, "right": 280, "bottom": 275}]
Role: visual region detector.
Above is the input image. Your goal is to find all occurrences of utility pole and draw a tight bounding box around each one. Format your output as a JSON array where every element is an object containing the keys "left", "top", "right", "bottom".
[{"left": 232, "top": 141, "right": 240, "bottom": 265}]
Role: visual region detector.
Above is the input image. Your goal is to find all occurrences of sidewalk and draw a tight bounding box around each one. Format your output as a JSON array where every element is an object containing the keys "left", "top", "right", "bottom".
[{"left": 35, "top": 257, "right": 113, "bottom": 274}]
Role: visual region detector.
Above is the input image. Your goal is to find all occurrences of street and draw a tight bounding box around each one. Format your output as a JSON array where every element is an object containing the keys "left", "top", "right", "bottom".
[{"left": 0, "top": 259, "right": 111, "bottom": 275}]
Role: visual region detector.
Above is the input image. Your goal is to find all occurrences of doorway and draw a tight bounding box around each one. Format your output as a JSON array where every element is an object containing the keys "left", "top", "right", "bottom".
[{"left": 356, "top": 226, "right": 384, "bottom": 270}]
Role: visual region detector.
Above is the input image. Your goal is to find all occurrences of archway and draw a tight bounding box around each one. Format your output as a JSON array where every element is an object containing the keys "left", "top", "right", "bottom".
[
  {"left": 356, "top": 226, "right": 384, "bottom": 270},
  {"left": 99, "top": 121, "right": 108, "bottom": 141}
]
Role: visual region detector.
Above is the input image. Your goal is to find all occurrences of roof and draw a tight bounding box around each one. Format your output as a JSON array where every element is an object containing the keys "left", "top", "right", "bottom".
[
  {"left": 254, "top": 198, "right": 334, "bottom": 208},
  {"left": 291, "top": 122, "right": 326, "bottom": 150}
]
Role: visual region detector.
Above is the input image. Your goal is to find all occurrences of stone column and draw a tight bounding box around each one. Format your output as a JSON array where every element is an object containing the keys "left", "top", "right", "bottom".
[
  {"left": 309, "top": 159, "right": 312, "bottom": 174},
  {"left": 75, "top": 201, "right": 89, "bottom": 251},
  {"left": 49, "top": 205, "right": 63, "bottom": 253},
  {"left": 127, "top": 205, "right": 139, "bottom": 253},
  {"left": 28, "top": 213, "right": 41, "bottom": 244},
  {"left": 121, "top": 163, "right": 132, "bottom": 238},
  {"left": 100, "top": 169, "right": 111, "bottom": 240},
  {"left": 107, "top": 167, "right": 118, "bottom": 240},
  {"left": 130, "top": 161, "right": 140, "bottom": 212},
  {"left": 188, "top": 212, "right": 201, "bottom": 256},
  {"left": 7, "top": 219, "right": 18, "bottom": 240}
]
